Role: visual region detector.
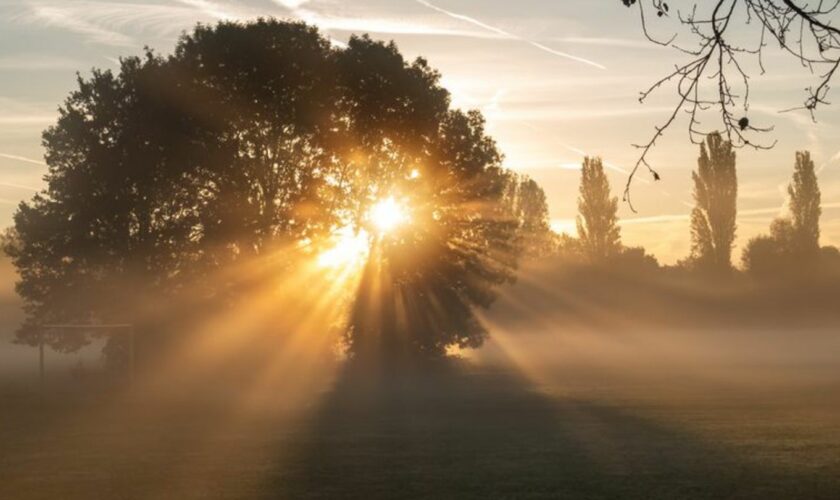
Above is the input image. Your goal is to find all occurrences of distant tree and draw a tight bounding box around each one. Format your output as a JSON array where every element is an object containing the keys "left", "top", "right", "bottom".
[
  {"left": 820, "top": 246, "right": 840, "bottom": 275},
  {"left": 742, "top": 151, "right": 823, "bottom": 279},
  {"left": 741, "top": 235, "right": 784, "bottom": 278},
  {"left": 577, "top": 157, "right": 621, "bottom": 261},
  {"left": 689, "top": 132, "right": 737, "bottom": 273},
  {"left": 5, "top": 20, "right": 519, "bottom": 359},
  {"left": 787, "top": 151, "right": 821, "bottom": 256},
  {"left": 615, "top": 246, "right": 659, "bottom": 271},
  {"left": 503, "top": 173, "right": 554, "bottom": 257}
]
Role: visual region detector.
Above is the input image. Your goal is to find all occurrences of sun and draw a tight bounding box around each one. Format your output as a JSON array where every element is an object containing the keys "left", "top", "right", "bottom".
[
  {"left": 369, "top": 196, "right": 409, "bottom": 234},
  {"left": 317, "top": 196, "right": 410, "bottom": 269},
  {"left": 318, "top": 226, "right": 370, "bottom": 268}
]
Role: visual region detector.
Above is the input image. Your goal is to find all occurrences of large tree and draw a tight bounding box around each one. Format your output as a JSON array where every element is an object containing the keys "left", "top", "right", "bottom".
[
  {"left": 689, "top": 132, "right": 737, "bottom": 272},
  {"left": 4, "top": 20, "right": 519, "bottom": 358},
  {"left": 576, "top": 157, "right": 622, "bottom": 261}
]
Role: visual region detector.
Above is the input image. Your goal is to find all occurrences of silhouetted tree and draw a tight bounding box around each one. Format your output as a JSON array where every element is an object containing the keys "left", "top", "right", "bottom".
[
  {"left": 689, "top": 132, "right": 737, "bottom": 273},
  {"left": 5, "top": 20, "right": 519, "bottom": 358},
  {"left": 742, "top": 235, "right": 784, "bottom": 278},
  {"left": 348, "top": 106, "right": 518, "bottom": 358},
  {"left": 577, "top": 157, "right": 621, "bottom": 261},
  {"left": 2, "top": 54, "right": 206, "bottom": 351},
  {"left": 788, "top": 151, "right": 821, "bottom": 256},
  {"left": 742, "top": 151, "right": 823, "bottom": 278},
  {"left": 503, "top": 173, "right": 554, "bottom": 257}
]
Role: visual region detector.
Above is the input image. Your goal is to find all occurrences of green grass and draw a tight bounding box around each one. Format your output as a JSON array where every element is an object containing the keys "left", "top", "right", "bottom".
[{"left": 2, "top": 359, "right": 840, "bottom": 499}]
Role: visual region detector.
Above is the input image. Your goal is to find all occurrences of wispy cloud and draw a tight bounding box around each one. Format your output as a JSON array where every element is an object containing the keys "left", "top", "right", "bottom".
[
  {"left": 0, "top": 181, "right": 40, "bottom": 192},
  {"left": 15, "top": 1, "right": 255, "bottom": 47},
  {"left": 550, "top": 37, "right": 667, "bottom": 50},
  {"left": 272, "top": 0, "right": 502, "bottom": 40},
  {"left": 20, "top": 3, "right": 135, "bottom": 46},
  {"left": 176, "top": 0, "right": 238, "bottom": 21},
  {"left": 0, "top": 54, "right": 87, "bottom": 71},
  {"left": 614, "top": 203, "right": 840, "bottom": 228},
  {"left": 414, "top": 0, "right": 606, "bottom": 70},
  {"left": 0, "top": 98, "right": 57, "bottom": 127},
  {"left": 275, "top": 0, "right": 310, "bottom": 8},
  {"left": 0, "top": 115, "right": 56, "bottom": 126},
  {"left": 0, "top": 153, "right": 46, "bottom": 166},
  {"left": 559, "top": 143, "right": 633, "bottom": 177}
]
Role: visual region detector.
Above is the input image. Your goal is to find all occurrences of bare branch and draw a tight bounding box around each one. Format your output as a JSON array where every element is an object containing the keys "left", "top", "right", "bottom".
[{"left": 623, "top": 0, "right": 840, "bottom": 207}]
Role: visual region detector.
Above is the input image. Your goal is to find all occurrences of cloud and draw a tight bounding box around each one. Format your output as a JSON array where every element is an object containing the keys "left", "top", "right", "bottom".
[
  {"left": 414, "top": 0, "right": 606, "bottom": 70},
  {"left": 549, "top": 37, "right": 666, "bottom": 49},
  {"left": 176, "top": 0, "right": 238, "bottom": 21},
  {"left": 275, "top": 0, "right": 310, "bottom": 8},
  {"left": 0, "top": 98, "right": 57, "bottom": 127},
  {"left": 559, "top": 143, "right": 633, "bottom": 177},
  {"left": 0, "top": 182, "right": 40, "bottom": 192},
  {"left": 20, "top": 3, "right": 135, "bottom": 46},
  {"left": 0, "top": 115, "right": 56, "bottom": 126},
  {"left": 0, "top": 54, "right": 87, "bottom": 71},
  {"left": 0, "top": 153, "right": 46, "bottom": 166},
  {"left": 15, "top": 1, "right": 256, "bottom": 47},
  {"left": 619, "top": 213, "right": 689, "bottom": 226},
  {"left": 271, "top": 0, "right": 503, "bottom": 40}
]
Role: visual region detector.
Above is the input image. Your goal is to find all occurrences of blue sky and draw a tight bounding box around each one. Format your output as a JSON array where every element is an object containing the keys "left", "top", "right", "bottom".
[{"left": 1, "top": 0, "right": 839, "bottom": 262}]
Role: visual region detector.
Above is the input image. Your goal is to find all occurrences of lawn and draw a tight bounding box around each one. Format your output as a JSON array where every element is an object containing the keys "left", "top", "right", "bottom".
[{"left": 2, "top": 353, "right": 840, "bottom": 500}]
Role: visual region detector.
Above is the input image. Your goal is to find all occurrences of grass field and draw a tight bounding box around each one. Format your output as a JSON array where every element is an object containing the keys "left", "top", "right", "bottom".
[{"left": 2, "top": 348, "right": 840, "bottom": 500}]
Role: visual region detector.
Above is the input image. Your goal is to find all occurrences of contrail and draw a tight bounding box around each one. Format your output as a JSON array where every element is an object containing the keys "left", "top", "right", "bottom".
[
  {"left": 0, "top": 153, "right": 46, "bottom": 166},
  {"left": 414, "top": 0, "right": 606, "bottom": 70}
]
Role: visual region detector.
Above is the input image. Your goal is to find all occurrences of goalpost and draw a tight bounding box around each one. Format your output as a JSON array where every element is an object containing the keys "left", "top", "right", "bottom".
[{"left": 38, "top": 324, "right": 135, "bottom": 386}]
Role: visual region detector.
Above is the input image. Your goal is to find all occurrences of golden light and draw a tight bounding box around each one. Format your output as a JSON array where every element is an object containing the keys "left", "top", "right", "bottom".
[
  {"left": 318, "top": 226, "right": 370, "bottom": 268},
  {"left": 369, "top": 196, "right": 409, "bottom": 234}
]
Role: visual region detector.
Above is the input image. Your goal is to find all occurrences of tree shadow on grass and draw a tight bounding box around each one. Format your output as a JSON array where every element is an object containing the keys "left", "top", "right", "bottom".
[{"left": 265, "top": 358, "right": 837, "bottom": 500}]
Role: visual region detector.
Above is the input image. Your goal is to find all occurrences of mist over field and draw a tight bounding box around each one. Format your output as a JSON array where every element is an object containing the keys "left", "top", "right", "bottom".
[{"left": 0, "top": 256, "right": 28, "bottom": 377}]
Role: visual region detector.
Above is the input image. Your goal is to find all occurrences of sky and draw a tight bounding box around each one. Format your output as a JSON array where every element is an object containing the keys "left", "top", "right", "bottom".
[{"left": 1, "top": 0, "right": 839, "bottom": 264}]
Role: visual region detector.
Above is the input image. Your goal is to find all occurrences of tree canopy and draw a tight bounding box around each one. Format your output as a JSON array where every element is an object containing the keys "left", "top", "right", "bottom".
[
  {"left": 742, "top": 150, "right": 824, "bottom": 278},
  {"left": 788, "top": 151, "right": 821, "bottom": 256},
  {"left": 689, "top": 132, "right": 737, "bottom": 273},
  {"left": 3, "top": 19, "right": 520, "bottom": 358},
  {"left": 577, "top": 157, "right": 622, "bottom": 261}
]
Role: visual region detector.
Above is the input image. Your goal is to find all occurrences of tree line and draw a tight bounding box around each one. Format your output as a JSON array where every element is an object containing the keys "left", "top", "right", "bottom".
[{"left": 533, "top": 132, "right": 840, "bottom": 283}]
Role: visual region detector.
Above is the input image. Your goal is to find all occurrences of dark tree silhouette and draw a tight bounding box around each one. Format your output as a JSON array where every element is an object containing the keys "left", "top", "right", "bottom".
[
  {"left": 742, "top": 150, "right": 822, "bottom": 277},
  {"left": 689, "top": 132, "right": 737, "bottom": 272},
  {"left": 577, "top": 157, "right": 622, "bottom": 261},
  {"left": 2, "top": 55, "right": 206, "bottom": 351},
  {"left": 3, "top": 20, "right": 520, "bottom": 358},
  {"left": 347, "top": 106, "right": 518, "bottom": 358},
  {"left": 742, "top": 219, "right": 793, "bottom": 277},
  {"left": 622, "top": 0, "right": 840, "bottom": 203},
  {"left": 503, "top": 173, "right": 555, "bottom": 257},
  {"left": 788, "top": 151, "right": 821, "bottom": 255}
]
